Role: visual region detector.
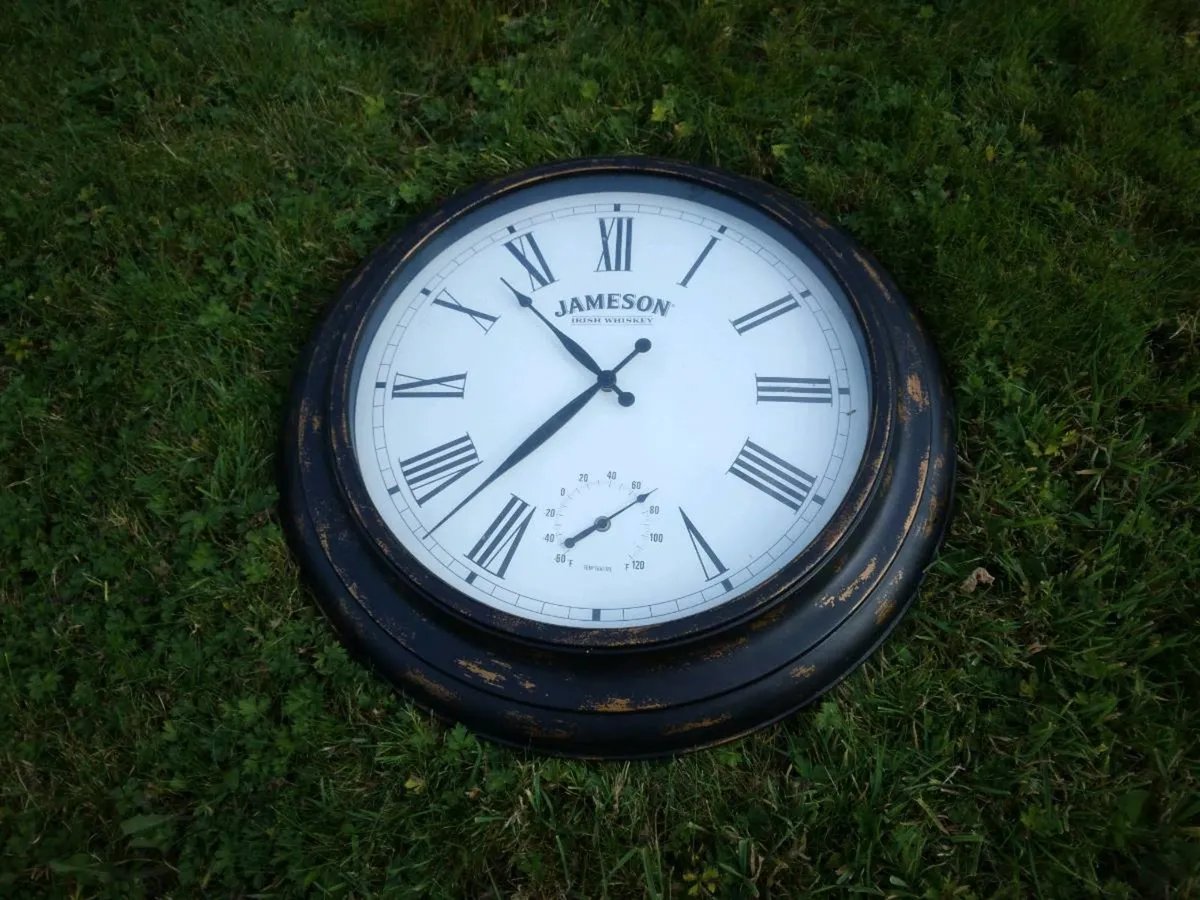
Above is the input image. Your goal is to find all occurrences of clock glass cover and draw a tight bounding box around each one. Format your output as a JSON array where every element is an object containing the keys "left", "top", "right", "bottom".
[{"left": 347, "top": 175, "right": 871, "bottom": 628}]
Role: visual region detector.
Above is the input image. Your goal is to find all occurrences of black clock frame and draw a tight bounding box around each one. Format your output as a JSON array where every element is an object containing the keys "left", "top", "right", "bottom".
[{"left": 280, "top": 156, "right": 954, "bottom": 758}]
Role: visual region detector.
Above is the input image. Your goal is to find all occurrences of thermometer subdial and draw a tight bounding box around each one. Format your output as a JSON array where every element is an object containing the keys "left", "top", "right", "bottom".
[{"left": 553, "top": 478, "right": 660, "bottom": 572}]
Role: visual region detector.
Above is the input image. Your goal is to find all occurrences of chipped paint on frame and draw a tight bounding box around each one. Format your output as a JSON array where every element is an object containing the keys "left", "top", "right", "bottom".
[
  {"left": 278, "top": 155, "right": 956, "bottom": 758},
  {"left": 906, "top": 372, "right": 928, "bottom": 411},
  {"left": 404, "top": 668, "right": 457, "bottom": 704},
  {"left": 851, "top": 249, "right": 893, "bottom": 302},
  {"left": 456, "top": 659, "right": 506, "bottom": 685},
  {"left": 663, "top": 713, "right": 732, "bottom": 736}
]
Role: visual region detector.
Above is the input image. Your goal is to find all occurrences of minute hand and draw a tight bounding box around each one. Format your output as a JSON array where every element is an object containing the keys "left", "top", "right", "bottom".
[{"left": 428, "top": 381, "right": 604, "bottom": 534}]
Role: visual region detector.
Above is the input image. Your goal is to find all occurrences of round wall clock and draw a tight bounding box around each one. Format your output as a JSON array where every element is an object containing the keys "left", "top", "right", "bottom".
[{"left": 280, "top": 156, "right": 954, "bottom": 758}]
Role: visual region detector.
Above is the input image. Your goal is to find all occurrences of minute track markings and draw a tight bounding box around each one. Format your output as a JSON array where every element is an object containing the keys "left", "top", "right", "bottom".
[{"left": 363, "top": 201, "right": 863, "bottom": 622}]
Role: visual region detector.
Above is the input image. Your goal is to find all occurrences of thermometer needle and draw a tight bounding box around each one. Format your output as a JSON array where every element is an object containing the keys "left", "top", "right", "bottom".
[{"left": 563, "top": 489, "right": 657, "bottom": 549}]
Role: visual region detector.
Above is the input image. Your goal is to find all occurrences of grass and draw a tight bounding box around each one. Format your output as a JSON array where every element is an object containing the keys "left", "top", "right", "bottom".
[{"left": 2, "top": 0, "right": 1199, "bottom": 895}]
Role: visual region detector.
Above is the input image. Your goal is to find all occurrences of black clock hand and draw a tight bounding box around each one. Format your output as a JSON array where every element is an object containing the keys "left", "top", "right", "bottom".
[
  {"left": 501, "top": 277, "right": 603, "bottom": 376},
  {"left": 608, "top": 338, "right": 651, "bottom": 378},
  {"left": 428, "top": 339, "right": 652, "bottom": 534},
  {"left": 500, "top": 278, "right": 644, "bottom": 406},
  {"left": 429, "top": 381, "right": 604, "bottom": 534},
  {"left": 563, "top": 489, "right": 657, "bottom": 549},
  {"left": 588, "top": 337, "right": 651, "bottom": 407}
]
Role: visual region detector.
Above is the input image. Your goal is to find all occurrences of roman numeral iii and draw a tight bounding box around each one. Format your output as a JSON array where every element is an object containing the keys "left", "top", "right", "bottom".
[
  {"left": 728, "top": 440, "right": 815, "bottom": 511},
  {"left": 392, "top": 372, "right": 466, "bottom": 399},
  {"left": 504, "top": 232, "right": 556, "bottom": 291},
  {"left": 595, "top": 217, "right": 633, "bottom": 272},
  {"left": 399, "top": 434, "right": 481, "bottom": 506},
  {"left": 731, "top": 292, "right": 805, "bottom": 334},
  {"left": 466, "top": 495, "right": 535, "bottom": 580},
  {"left": 431, "top": 288, "right": 499, "bottom": 333},
  {"left": 755, "top": 376, "right": 832, "bottom": 404}
]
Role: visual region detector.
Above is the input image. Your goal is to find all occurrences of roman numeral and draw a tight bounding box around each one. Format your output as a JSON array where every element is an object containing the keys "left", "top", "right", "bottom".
[
  {"left": 431, "top": 288, "right": 498, "bottom": 333},
  {"left": 679, "top": 508, "right": 733, "bottom": 591},
  {"left": 466, "top": 495, "right": 535, "bottom": 579},
  {"left": 677, "top": 231, "right": 722, "bottom": 287},
  {"left": 595, "top": 217, "right": 633, "bottom": 271},
  {"left": 391, "top": 372, "right": 466, "bottom": 399},
  {"left": 755, "top": 376, "right": 832, "bottom": 404},
  {"left": 728, "top": 440, "right": 815, "bottom": 512},
  {"left": 399, "top": 434, "right": 481, "bottom": 506},
  {"left": 504, "top": 232, "right": 556, "bottom": 291},
  {"left": 731, "top": 293, "right": 803, "bottom": 334}
]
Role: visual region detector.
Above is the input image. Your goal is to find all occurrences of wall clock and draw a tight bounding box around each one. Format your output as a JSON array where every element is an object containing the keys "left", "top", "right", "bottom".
[{"left": 280, "top": 156, "right": 954, "bottom": 758}]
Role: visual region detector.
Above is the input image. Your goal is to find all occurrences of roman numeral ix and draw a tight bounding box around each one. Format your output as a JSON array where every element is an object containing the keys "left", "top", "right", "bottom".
[
  {"left": 430, "top": 288, "right": 499, "bottom": 333},
  {"left": 465, "top": 495, "right": 535, "bottom": 580},
  {"left": 679, "top": 508, "right": 733, "bottom": 592},
  {"left": 731, "top": 292, "right": 804, "bottom": 334},
  {"left": 728, "top": 440, "right": 815, "bottom": 511},
  {"left": 596, "top": 216, "right": 633, "bottom": 271},
  {"left": 398, "top": 434, "right": 481, "bottom": 506},
  {"left": 504, "top": 232, "right": 556, "bottom": 291},
  {"left": 755, "top": 376, "right": 833, "bottom": 404},
  {"left": 391, "top": 372, "right": 466, "bottom": 399}
]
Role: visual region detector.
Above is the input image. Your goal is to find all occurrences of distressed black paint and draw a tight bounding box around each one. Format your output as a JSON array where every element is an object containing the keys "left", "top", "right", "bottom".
[{"left": 280, "top": 156, "right": 955, "bottom": 759}]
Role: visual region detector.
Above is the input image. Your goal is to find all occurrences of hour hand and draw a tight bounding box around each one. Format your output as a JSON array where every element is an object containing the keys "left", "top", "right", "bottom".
[{"left": 501, "top": 277, "right": 602, "bottom": 377}]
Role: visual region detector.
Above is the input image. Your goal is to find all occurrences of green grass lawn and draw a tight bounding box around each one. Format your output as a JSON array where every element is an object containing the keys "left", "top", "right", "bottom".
[{"left": 3, "top": 0, "right": 1199, "bottom": 895}]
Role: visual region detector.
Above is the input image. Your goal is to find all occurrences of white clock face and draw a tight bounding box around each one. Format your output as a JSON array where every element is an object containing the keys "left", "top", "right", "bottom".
[{"left": 350, "top": 178, "right": 870, "bottom": 627}]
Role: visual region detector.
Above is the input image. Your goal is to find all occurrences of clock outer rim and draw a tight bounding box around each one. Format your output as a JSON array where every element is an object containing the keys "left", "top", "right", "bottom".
[{"left": 279, "top": 155, "right": 956, "bottom": 757}]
